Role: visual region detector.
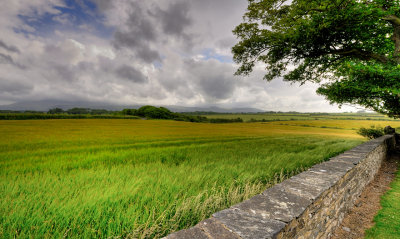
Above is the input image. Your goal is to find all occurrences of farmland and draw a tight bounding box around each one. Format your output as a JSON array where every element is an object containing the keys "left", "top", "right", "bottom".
[
  {"left": 200, "top": 112, "right": 395, "bottom": 122},
  {"left": 1, "top": 117, "right": 400, "bottom": 238}
]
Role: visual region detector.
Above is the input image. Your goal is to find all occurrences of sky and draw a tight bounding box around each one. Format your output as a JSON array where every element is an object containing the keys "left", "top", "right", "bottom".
[{"left": 0, "top": 0, "right": 362, "bottom": 112}]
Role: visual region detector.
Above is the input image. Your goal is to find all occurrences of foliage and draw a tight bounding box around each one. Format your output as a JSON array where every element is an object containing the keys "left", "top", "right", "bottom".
[
  {"left": 122, "top": 106, "right": 240, "bottom": 123},
  {"left": 48, "top": 107, "right": 118, "bottom": 115},
  {"left": 47, "top": 108, "right": 64, "bottom": 114},
  {"left": 357, "top": 125, "right": 384, "bottom": 139},
  {"left": 209, "top": 117, "right": 243, "bottom": 123},
  {"left": 65, "top": 107, "right": 91, "bottom": 114},
  {"left": 173, "top": 114, "right": 209, "bottom": 123},
  {"left": 0, "top": 110, "right": 25, "bottom": 113},
  {"left": 233, "top": 0, "right": 400, "bottom": 117},
  {"left": 0, "top": 119, "right": 362, "bottom": 238},
  {"left": 90, "top": 109, "right": 112, "bottom": 115},
  {"left": 383, "top": 125, "right": 396, "bottom": 134},
  {"left": 135, "top": 105, "right": 174, "bottom": 119},
  {"left": 365, "top": 169, "right": 400, "bottom": 238},
  {"left": 121, "top": 108, "right": 137, "bottom": 116}
]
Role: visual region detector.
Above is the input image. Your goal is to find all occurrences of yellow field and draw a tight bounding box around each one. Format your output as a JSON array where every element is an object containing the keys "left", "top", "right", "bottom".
[{"left": 3, "top": 118, "right": 398, "bottom": 143}]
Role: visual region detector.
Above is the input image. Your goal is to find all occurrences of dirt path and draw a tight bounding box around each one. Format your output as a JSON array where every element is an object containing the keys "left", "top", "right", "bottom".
[{"left": 331, "top": 151, "right": 399, "bottom": 239}]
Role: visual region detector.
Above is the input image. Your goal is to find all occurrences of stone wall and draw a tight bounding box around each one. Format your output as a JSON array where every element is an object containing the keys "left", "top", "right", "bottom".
[{"left": 165, "top": 135, "right": 396, "bottom": 239}]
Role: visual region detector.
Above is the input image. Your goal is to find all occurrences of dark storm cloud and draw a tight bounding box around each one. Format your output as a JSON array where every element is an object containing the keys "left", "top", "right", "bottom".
[
  {"left": 112, "top": 1, "right": 194, "bottom": 63},
  {"left": 0, "top": 40, "right": 20, "bottom": 53},
  {"left": 52, "top": 64, "right": 77, "bottom": 82},
  {"left": 198, "top": 76, "right": 235, "bottom": 100},
  {"left": 0, "top": 78, "right": 33, "bottom": 94},
  {"left": 112, "top": 2, "right": 161, "bottom": 63},
  {"left": 115, "top": 65, "right": 147, "bottom": 83},
  {"left": 156, "top": 59, "right": 238, "bottom": 101},
  {"left": 185, "top": 59, "right": 236, "bottom": 100},
  {"left": 90, "top": 0, "right": 114, "bottom": 12},
  {"left": 0, "top": 53, "right": 15, "bottom": 64},
  {"left": 114, "top": 30, "right": 161, "bottom": 63},
  {"left": 0, "top": 53, "right": 25, "bottom": 69},
  {"left": 154, "top": 1, "right": 192, "bottom": 37}
]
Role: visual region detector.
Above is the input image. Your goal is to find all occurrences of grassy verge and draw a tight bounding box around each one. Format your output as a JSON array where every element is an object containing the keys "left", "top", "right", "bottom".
[
  {"left": 365, "top": 166, "right": 400, "bottom": 238},
  {"left": 0, "top": 119, "right": 364, "bottom": 238}
]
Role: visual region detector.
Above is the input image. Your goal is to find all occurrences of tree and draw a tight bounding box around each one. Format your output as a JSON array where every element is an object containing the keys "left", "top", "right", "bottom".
[
  {"left": 121, "top": 108, "right": 137, "bottom": 116},
  {"left": 136, "top": 106, "right": 174, "bottom": 119},
  {"left": 233, "top": 0, "right": 400, "bottom": 117},
  {"left": 48, "top": 108, "right": 64, "bottom": 114},
  {"left": 66, "top": 108, "right": 90, "bottom": 115},
  {"left": 90, "top": 109, "right": 110, "bottom": 115}
]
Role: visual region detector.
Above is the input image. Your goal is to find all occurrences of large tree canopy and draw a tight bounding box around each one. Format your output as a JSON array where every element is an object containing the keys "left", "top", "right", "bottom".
[{"left": 233, "top": 0, "right": 400, "bottom": 117}]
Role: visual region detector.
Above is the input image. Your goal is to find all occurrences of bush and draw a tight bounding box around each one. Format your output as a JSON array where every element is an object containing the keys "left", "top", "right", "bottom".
[
  {"left": 357, "top": 126, "right": 384, "bottom": 139},
  {"left": 66, "top": 108, "right": 91, "bottom": 115},
  {"left": 121, "top": 109, "right": 137, "bottom": 116},
  {"left": 136, "top": 106, "right": 174, "bottom": 119},
  {"left": 48, "top": 108, "right": 64, "bottom": 114},
  {"left": 209, "top": 118, "right": 243, "bottom": 123}
]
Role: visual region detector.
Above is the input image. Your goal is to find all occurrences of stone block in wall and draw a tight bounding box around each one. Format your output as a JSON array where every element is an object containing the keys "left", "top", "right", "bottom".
[{"left": 213, "top": 209, "right": 286, "bottom": 239}]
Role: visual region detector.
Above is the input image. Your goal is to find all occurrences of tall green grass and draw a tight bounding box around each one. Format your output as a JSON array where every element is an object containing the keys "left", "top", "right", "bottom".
[
  {"left": 365, "top": 167, "right": 400, "bottom": 238},
  {"left": 0, "top": 120, "right": 363, "bottom": 238}
]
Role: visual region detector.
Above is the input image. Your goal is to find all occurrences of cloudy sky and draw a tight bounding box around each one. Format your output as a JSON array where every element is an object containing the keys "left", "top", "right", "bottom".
[{"left": 0, "top": 0, "right": 360, "bottom": 112}]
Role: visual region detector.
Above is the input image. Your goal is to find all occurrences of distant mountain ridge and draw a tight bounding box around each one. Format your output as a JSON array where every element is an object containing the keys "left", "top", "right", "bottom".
[{"left": 0, "top": 100, "right": 264, "bottom": 113}]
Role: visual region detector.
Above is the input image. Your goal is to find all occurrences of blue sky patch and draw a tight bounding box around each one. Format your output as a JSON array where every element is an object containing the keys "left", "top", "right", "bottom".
[
  {"left": 201, "top": 48, "right": 233, "bottom": 63},
  {"left": 15, "top": 0, "right": 114, "bottom": 38}
]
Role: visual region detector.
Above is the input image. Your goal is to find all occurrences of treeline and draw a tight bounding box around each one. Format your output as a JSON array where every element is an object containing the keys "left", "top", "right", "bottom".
[
  {"left": 0, "top": 110, "right": 43, "bottom": 114},
  {"left": 0, "top": 105, "right": 243, "bottom": 123},
  {"left": 121, "top": 105, "right": 243, "bottom": 123},
  {"left": 47, "top": 108, "right": 114, "bottom": 115},
  {"left": 183, "top": 111, "right": 302, "bottom": 115},
  {"left": 0, "top": 107, "right": 138, "bottom": 120}
]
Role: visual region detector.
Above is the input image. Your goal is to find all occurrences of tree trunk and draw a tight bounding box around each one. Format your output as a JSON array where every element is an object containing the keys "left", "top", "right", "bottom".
[
  {"left": 394, "top": 24, "right": 400, "bottom": 63},
  {"left": 383, "top": 14, "right": 400, "bottom": 63}
]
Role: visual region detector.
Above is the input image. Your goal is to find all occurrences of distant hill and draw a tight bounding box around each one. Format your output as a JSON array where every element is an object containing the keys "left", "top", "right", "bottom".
[
  {"left": 167, "top": 106, "right": 263, "bottom": 113},
  {"left": 0, "top": 100, "right": 130, "bottom": 112},
  {"left": 0, "top": 100, "right": 264, "bottom": 113}
]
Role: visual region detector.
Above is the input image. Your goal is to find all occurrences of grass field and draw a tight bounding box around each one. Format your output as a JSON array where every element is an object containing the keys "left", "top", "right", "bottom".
[
  {"left": 365, "top": 168, "right": 400, "bottom": 238},
  {"left": 1, "top": 118, "right": 400, "bottom": 238}
]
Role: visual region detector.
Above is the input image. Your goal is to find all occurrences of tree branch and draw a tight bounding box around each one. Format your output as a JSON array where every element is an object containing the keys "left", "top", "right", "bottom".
[
  {"left": 383, "top": 15, "right": 400, "bottom": 26},
  {"left": 321, "top": 48, "right": 390, "bottom": 64}
]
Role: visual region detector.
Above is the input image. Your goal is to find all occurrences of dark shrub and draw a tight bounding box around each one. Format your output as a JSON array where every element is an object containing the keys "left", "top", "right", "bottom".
[
  {"left": 136, "top": 106, "right": 174, "bottom": 119},
  {"left": 357, "top": 126, "right": 384, "bottom": 139},
  {"left": 48, "top": 108, "right": 64, "bottom": 114},
  {"left": 121, "top": 109, "right": 137, "bottom": 116},
  {"left": 384, "top": 126, "right": 395, "bottom": 135}
]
